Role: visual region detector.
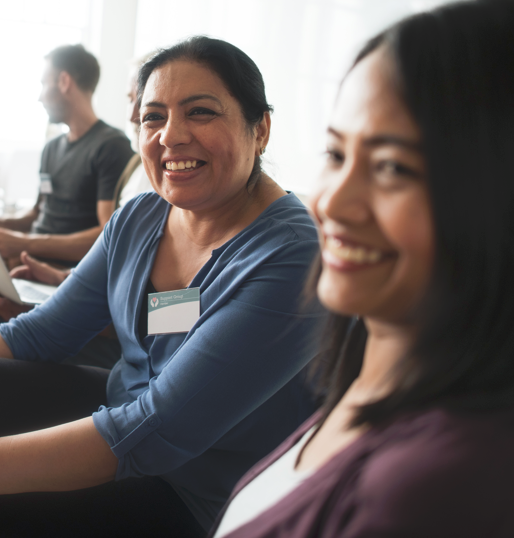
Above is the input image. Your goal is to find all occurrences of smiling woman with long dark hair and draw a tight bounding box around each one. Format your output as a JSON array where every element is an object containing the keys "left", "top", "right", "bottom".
[{"left": 208, "top": 2, "right": 514, "bottom": 536}]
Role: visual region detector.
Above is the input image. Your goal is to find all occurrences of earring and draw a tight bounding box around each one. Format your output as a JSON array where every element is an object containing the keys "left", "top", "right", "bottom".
[{"left": 260, "top": 146, "right": 266, "bottom": 155}]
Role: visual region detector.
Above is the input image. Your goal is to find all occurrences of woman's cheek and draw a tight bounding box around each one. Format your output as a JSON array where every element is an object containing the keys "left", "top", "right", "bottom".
[{"left": 377, "top": 192, "right": 434, "bottom": 262}]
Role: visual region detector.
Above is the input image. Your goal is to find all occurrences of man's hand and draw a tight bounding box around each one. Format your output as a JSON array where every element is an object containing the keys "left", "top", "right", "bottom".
[
  {"left": 0, "top": 228, "right": 29, "bottom": 259},
  {"left": 0, "top": 200, "right": 114, "bottom": 263},
  {"left": 0, "top": 252, "right": 70, "bottom": 322},
  {"left": 11, "top": 251, "right": 69, "bottom": 286}
]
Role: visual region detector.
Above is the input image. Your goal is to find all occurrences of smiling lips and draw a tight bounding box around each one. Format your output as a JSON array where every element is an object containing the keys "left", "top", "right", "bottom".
[
  {"left": 325, "top": 236, "right": 388, "bottom": 265},
  {"left": 164, "top": 160, "right": 203, "bottom": 171}
]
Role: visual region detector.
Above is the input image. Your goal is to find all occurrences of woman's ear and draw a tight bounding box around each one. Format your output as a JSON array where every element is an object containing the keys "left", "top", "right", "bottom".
[{"left": 254, "top": 111, "right": 271, "bottom": 156}]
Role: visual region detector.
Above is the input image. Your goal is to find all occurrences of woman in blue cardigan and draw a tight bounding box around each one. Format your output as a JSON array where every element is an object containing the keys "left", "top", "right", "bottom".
[{"left": 0, "top": 37, "right": 325, "bottom": 537}]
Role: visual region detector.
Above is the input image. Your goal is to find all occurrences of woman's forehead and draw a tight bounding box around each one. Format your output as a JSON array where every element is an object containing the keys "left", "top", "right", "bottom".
[
  {"left": 332, "top": 50, "right": 420, "bottom": 144},
  {"left": 142, "top": 60, "right": 228, "bottom": 104}
]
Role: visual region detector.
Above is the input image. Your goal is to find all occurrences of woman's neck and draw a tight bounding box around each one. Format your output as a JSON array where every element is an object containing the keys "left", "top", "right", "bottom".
[
  {"left": 168, "top": 174, "right": 286, "bottom": 251},
  {"left": 348, "top": 319, "right": 416, "bottom": 405}
]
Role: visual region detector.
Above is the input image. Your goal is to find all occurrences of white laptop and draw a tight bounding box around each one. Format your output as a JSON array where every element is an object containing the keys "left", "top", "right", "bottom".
[{"left": 0, "top": 256, "right": 59, "bottom": 305}]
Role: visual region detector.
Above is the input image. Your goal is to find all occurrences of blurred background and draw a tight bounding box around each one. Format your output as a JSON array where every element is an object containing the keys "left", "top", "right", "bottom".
[{"left": 0, "top": 0, "right": 450, "bottom": 211}]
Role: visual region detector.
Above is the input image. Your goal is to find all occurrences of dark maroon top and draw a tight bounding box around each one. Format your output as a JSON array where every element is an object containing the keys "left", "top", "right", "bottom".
[{"left": 209, "top": 406, "right": 514, "bottom": 538}]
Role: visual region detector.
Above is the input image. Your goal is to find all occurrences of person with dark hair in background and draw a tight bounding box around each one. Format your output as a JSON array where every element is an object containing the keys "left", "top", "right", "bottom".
[
  {"left": 0, "top": 37, "right": 325, "bottom": 537},
  {"left": 208, "top": 2, "right": 514, "bottom": 537},
  {"left": 0, "top": 44, "right": 133, "bottom": 266},
  {"left": 0, "top": 52, "right": 153, "bottom": 369}
]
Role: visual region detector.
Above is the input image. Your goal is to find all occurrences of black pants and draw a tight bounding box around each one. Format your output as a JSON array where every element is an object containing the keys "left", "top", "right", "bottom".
[{"left": 0, "top": 359, "right": 205, "bottom": 538}]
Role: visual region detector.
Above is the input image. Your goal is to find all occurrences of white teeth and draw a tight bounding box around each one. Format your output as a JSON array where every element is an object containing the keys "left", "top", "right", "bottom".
[
  {"left": 367, "top": 250, "right": 381, "bottom": 263},
  {"left": 165, "top": 160, "right": 200, "bottom": 171},
  {"left": 326, "top": 237, "right": 384, "bottom": 264}
]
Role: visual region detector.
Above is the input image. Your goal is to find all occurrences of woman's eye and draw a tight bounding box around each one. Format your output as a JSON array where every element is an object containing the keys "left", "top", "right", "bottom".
[
  {"left": 142, "top": 113, "right": 163, "bottom": 123},
  {"left": 188, "top": 107, "right": 216, "bottom": 117},
  {"left": 325, "top": 148, "right": 344, "bottom": 165},
  {"left": 376, "top": 160, "right": 419, "bottom": 180}
]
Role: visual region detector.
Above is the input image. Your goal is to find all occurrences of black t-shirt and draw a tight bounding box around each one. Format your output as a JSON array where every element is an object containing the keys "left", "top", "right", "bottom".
[{"left": 32, "top": 120, "right": 134, "bottom": 235}]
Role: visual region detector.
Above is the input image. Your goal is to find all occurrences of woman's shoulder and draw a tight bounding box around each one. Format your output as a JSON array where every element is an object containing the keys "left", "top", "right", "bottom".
[
  {"left": 110, "top": 192, "right": 167, "bottom": 226},
  {"left": 117, "top": 191, "right": 166, "bottom": 214},
  {"left": 104, "top": 192, "right": 168, "bottom": 245},
  {"left": 245, "top": 192, "right": 317, "bottom": 243},
  {"left": 347, "top": 406, "right": 514, "bottom": 536},
  {"left": 366, "top": 405, "right": 514, "bottom": 476}
]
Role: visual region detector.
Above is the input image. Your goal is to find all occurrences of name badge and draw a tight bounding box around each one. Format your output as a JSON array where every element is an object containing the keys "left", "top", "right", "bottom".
[
  {"left": 40, "top": 173, "right": 53, "bottom": 194},
  {"left": 148, "top": 287, "right": 200, "bottom": 335}
]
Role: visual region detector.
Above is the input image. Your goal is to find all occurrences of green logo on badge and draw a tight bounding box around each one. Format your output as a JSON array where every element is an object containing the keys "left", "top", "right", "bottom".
[{"left": 148, "top": 288, "right": 200, "bottom": 312}]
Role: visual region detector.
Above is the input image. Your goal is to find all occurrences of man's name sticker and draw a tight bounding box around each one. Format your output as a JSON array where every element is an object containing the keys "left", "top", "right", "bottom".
[{"left": 40, "top": 173, "right": 53, "bottom": 194}]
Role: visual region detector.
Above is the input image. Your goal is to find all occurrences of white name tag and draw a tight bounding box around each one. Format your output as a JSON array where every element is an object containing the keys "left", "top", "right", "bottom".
[
  {"left": 148, "top": 287, "right": 200, "bottom": 335},
  {"left": 40, "top": 173, "right": 53, "bottom": 194}
]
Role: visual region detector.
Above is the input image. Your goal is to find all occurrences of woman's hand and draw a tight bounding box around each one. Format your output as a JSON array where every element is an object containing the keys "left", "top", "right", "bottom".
[
  {"left": 0, "top": 298, "right": 32, "bottom": 322},
  {"left": 0, "top": 417, "right": 118, "bottom": 494},
  {"left": 10, "top": 251, "right": 70, "bottom": 286},
  {"left": 0, "top": 252, "right": 70, "bottom": 322}
]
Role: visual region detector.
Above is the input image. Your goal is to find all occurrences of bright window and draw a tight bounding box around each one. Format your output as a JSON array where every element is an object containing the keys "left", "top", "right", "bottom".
[
  {"left": 134, "top": 0, "right": 451, "bottom": 195},
  {"left": 0, "top": 0, "right": 93, "bottom": 207}
]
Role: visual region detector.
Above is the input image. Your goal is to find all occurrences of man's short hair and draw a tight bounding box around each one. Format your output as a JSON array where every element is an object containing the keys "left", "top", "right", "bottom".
[{"left": 45, "top": 44, "right": 100, "bottom": 93}]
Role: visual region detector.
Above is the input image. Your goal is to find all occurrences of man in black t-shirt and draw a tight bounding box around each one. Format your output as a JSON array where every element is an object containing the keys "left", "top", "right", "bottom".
[{"left": 0, "top": 45, "right": 133, "bottom": 265}]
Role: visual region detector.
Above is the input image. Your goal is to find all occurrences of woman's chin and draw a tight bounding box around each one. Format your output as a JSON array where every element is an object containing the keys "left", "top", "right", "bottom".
[{"left": 317, "top": 278, "right": 361, "bottom": 318}]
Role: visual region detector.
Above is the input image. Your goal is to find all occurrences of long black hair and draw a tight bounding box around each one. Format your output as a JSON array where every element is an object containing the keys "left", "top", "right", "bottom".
[
  {"left": 313, "top": 0, "right": 514, "bottom": 426},
  {"left": 137, "top": 36, "right": 273, "bottom": 189}
]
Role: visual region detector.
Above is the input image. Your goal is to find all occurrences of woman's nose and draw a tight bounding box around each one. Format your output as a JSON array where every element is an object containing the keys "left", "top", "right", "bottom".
[
  {"left": 316, "top": 159, "right": 371, "bottom": 225},
  {"left": 159, "top": 115, "right": 192, "bottom": 148}
]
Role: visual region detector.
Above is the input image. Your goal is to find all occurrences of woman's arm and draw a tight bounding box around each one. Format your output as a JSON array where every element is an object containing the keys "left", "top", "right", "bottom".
[
  {"left": 0, "top": 417, "right": 118, "bottom": 494},
  {"left": 0, "top": 335, "right": 13, "bottom": 359}
]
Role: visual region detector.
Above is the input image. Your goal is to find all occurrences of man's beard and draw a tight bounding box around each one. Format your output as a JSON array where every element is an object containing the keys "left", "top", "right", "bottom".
[{"left": 47, "top": 112, "right": 66, "bottom": 124}]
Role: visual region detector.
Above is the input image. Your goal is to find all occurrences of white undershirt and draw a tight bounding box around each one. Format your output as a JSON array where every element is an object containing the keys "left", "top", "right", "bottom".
[
  {"left": 214, "top": 427, "right": 316, "bottom": 538},
  {"left": 118, "top": 164, "right": 153, "bottom": 207}
]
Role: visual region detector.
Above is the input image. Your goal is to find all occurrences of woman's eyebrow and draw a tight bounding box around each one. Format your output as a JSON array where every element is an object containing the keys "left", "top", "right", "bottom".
[
  {"left": 141, "top": 100, "right": 166, "bottom": 109},
  {"left": 327, "top": 126, "right": 343, "bottom": 139},
  {"left": 141, "top": 95, "right": 222, "bottom": 109},
  {"left": 327, "top": 127, "right": 422, "bottom": 152},
  {"left": 363, "top": 135, "right": 423, "bottom": 152},
  {"left": 178, "top": 94, "right": 222, "bottom": 107}
]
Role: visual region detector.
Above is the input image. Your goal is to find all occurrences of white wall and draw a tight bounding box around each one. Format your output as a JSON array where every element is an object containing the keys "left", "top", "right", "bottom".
[
  {"left": 0, "top": 0, "right": 139, "bottom": 209},
  {"left": 91, "top": 0, "right": 139, "bottom": 130},
  {"left": 0, "top": 0, "right": 95, "bottom": 208},
  {"left": 132, "top": 0, "right": 450, "bottom": 196},
  {"left": 0, "top": 0, "right": 452, "bottom": 209}
]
